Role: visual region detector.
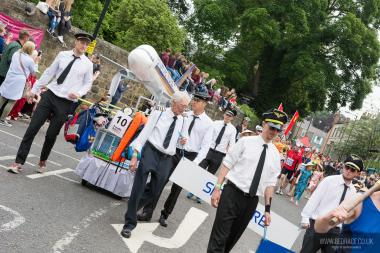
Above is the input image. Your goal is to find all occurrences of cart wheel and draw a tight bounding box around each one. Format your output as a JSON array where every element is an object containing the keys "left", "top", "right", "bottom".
[{"left": 81, "top": 179, "right": 88, "bottom": 186}]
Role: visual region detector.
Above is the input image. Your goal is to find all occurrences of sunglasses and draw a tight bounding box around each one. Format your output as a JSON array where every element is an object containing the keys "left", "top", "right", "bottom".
[
  {"left": 344, "top": 166, "right": 358, "bottom": 173},
  {"left": 269, "top": 126, "right": 282, "bottom": 133}
]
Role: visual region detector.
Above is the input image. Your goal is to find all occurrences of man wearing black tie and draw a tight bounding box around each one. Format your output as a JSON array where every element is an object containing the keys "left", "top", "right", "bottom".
[
  {"left": 136, "top": 91, "right": 213, "bottom": 226},
  {"left": 8, "top": 33, "right": 94, "bottom": 174},
  {"left": 120, "top": 91, "right": 190, "bottom": 239},
  {"left": 299, "top": 154, "right": 362, "bottom": 253},
  {"left": 199, "top": 109, "right": 237, "bottom": 175},
  {"left": 208, "top": 109, "right": 288, "bottom": 253}
]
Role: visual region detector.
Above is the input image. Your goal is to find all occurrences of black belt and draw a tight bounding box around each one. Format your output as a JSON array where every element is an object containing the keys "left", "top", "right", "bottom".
[
  {"left": 146, "top": 142, "right": 172, "bottom": 159},
  {"left": 176, "top": 148, "right": 198, "bottom": 157},
  {"left": 210, "top": 148, "right": 226, "bottom": 156},
  {"left": 227, "top": 181, "right": 256, "bottom": 198}
]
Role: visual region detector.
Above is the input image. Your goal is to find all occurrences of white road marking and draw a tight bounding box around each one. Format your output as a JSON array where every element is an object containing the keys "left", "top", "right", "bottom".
[
  {"left": 55, "top": 174, "right": 79, "bottom": 184},
  {"left": 112, "top": 207, "right": 209, "bottom": 253},
  {"left": 27, "top": 168, "right": 73, "bottom": 179},
  {"left": 0, "top": 205, "right": 25, "bottom": 232},
  {"left": 25, "top": 162, "right": 35, "bottom": 167},
  {"left": 52, "top": 202, "right": 121, "bottom": 253},
  {"left": 48, "top": 160, "right": 62, "bottom": 167},
  {"left": 0, "top": 129, "right": 80, "bottom": 162},
  {"left": 0, "top": 156, "right": 15, "bottom": 161},
  {"left": 0, "top": 164, "right": 8, "bottom": 170}
]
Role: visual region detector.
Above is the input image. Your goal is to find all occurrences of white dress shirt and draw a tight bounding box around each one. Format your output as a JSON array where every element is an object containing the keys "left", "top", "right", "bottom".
[
  {"left": 133, "top": 108, "right": 186, "bottom": 156},
  {"left": 210, "top": 120, "right": 236, "bottom": 154},
  {"left": 301, "top": 174, "right": 357, "bottom": 225},
  {"left": 31, "top": 50, "right": 93, "bottom": 100},
  {"left": 178, "top": 111, "right": 214, "bottom": 165},
  {"left": 223, "top": 135, "right": 281, "bottom": 197}
]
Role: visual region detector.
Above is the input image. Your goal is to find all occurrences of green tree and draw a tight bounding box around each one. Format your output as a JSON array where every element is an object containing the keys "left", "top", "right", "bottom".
[
  {"left": 187, "top": 0, "right": 380, "bottom": 116},
  {"left": 332, "top": 115, "right": 380, "bottom": 164},
  {"left": 31, "top": 0, "right": 185, "bottom": 52},
  {"left": 113, "top": 0, "right": 186, "bottom": 52}
]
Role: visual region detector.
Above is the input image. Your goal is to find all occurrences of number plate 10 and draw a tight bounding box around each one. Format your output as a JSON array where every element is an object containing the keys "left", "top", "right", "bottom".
[{"left": 107, "top": 111, "right": 132, "bottom": 138}]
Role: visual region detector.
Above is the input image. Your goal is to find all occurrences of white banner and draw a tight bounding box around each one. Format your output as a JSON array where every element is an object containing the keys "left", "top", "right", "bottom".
[{"left": 169, "top": 158, "right": 300, "bottom": 249}]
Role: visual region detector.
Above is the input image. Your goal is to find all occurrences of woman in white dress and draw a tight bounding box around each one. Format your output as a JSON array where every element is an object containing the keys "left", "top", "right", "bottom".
[{"left": 0, "top": 41, "right": 37, "bottom": 127}]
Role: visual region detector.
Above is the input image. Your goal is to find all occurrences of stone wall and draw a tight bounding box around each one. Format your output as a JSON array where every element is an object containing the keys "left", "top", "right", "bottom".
[{"left": 1, "top": 0, "right": 244, "bottom": 125}]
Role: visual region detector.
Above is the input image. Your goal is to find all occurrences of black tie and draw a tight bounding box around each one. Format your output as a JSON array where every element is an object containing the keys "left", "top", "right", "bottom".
[
  {"left": 163, "top": 116, "right": 177, "bottom": 149},
  {"left": 57, "top": 55, "right": 80, "bottom": 84},
  {"left": 339, "top": 184, "right": 349, "bottom": 204},
  {"left": 214, "top": 123, "right": 227, "bottom": 149},
  {"left": 188, "top": 115, "right": 199, "bottom": 135},
  {"left": 249, "top": 144, "right": 268, "bottom": 197}
]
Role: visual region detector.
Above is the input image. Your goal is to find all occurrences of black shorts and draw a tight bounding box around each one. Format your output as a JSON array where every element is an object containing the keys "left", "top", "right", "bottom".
[{"left": 281, "top": 167, "right": 294, "bottom": 180}]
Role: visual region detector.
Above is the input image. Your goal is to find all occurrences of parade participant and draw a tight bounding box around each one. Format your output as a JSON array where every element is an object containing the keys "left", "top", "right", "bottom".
[
  {"left": 120, "top": 91, "right": 190, "bottom": 239},
  {"left": 299, "top": 154, "right": 363, "bottom": 253},
  {"left": 187, "top": 109, "right": 237, "bottom": 203},
  {"left": 315, "top": 192, "right": 380, "bottom": 252},
  {"left": 7, "top": 32, "right": 94, "bottom": 174},
  {"left": 235, "top": 116, "right": 250, "bottom": 141},
  {"left": 0, "top": 29, "right": 30, "bottom": 86},
  {"left": 290, "top": 161, "right": 315, "bottom": 206},
  {"left": 207, "top": 108, "right": 288, "bottom": 253},
  {"left": 276, "top": 145, "right": 303, "bottom": 195},
  {"left": 198, "top": 109, "right": 237, "bottom": 175},
  {"left": 137, "top": 91, "right": 213, "bottom": 227}
]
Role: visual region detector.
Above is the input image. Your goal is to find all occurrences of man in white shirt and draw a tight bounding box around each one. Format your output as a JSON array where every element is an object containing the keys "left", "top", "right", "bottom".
[
  {"left": 199, "top": 109, "right": 237, "bottom": 175},
  {"left": 299, "top": 154, "right": 363, "bottom": 253},
  {"left": 156, "top": 91, "right": 214, "bottom": 227},
  {"left": 121, "top": 91, "right": 190, "bottom": 239},
  {"left": 8, "top": 32, "right": 94, "bottom": 174},
  {"left": 207, "top": 108, "right": 288, "bottom": 253}
]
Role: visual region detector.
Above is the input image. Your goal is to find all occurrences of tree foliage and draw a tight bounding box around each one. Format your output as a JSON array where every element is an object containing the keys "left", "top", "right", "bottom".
[
  {"left": 31, "top": 0, "right": 186, "bottom": 52},
  {"left": 332, "top": 115, "right": 380, "bottom": 162},
  {"left": 186, "top": 0, "right": 380, "bottom": 116}
]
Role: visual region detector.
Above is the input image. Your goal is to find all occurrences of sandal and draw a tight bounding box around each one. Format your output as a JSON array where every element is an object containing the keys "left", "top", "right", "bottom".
[
  {"left": 8, "top": 163, "right": 22, "bottom": 174},
  {"left": 37, "top": 160, "right": 46, "bottom": 174}
]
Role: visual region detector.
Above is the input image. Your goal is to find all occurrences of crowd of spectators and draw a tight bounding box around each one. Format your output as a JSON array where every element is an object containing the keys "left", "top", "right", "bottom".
[
  {"left": 44, "top": 0, "right": 73, "bottom": 46},
  {"left": 160, "top": 48, "right": 240, "bottom": 113}
]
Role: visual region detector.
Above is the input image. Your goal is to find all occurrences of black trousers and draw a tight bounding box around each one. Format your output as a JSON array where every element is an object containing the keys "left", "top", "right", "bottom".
[
  {"left": 124, "top": 142, "right": 174, "bottom": 230},
  {"left": 0, "top": 75, "right": 5, "bottom": 86},
  {"left": 159, "top": 149, "right": 198, "bottom": 219},
  {"left": 300, "top": 219, "right": 341, "bottom": 253},
  {"left": 207, "top": 183, "right": 259, "bottom": 253},
  {"left": 199, "top": 148, "right": 226, "bottom": 175},
  {"left": 15, "top": 90, "right": 73, "bottom": 164}
]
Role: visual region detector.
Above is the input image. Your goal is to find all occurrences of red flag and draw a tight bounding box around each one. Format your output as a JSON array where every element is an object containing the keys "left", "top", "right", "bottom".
[
  {"left": 278, "top": 103, "right": 283, "bottom": 111},
  {"left": 284, "top": 111, "right": 299, "bottom": 137}
]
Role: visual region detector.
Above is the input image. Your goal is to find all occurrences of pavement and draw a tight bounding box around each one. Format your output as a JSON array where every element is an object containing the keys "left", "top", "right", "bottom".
[{"left": 0, "top": 118, "right": 309, "bottom": 253}]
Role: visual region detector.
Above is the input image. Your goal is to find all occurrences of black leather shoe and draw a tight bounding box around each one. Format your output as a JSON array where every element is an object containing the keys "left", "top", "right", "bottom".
[
  {"left": 159, "top": 215, "right": 168, "bottom": 227},
  {"left": 137, "top": 212, "right": 152, "bottom": 221},
  {"left": 120, "top": 228, "right": 132, "bottom": 238}
]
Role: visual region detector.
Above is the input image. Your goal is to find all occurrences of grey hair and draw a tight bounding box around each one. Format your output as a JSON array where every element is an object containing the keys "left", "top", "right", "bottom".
[{"left": 171, "top": 91, "right": 190, "bottom": 104}]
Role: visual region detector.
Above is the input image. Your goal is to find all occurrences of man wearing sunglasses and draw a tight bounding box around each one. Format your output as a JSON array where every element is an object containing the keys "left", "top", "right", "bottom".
[
  {"left": 207, "top": 108, "right": 288, "bottom": 252},
  {"left": 300, "top": 154, "right": 363, "bottom": 253}
]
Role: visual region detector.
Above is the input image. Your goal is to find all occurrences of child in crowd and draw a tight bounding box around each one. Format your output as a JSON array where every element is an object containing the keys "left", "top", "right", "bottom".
[
  {"left": 305, "top": 164, "right": 324, "bottom": 199},
  {"left": 290, "top": 162, "right": 315, "bottom": 206}
]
